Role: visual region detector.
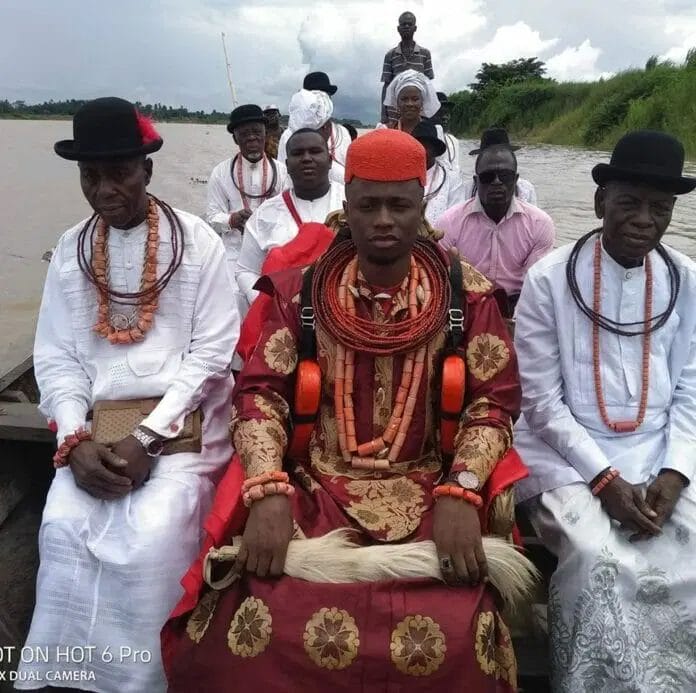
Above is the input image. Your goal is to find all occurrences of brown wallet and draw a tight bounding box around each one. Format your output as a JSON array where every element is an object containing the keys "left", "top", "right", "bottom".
[{"left": 91, "top": 398, "right": 202, "bottom": 455}]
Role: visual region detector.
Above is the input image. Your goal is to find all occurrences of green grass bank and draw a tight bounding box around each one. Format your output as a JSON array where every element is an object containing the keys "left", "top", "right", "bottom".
[{"left": 448, "top": 57, "right": 696, "bottom": 158}]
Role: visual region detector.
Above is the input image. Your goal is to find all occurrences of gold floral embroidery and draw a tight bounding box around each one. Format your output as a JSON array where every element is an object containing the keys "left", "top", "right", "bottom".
[
  {"left": 475, "top": 612, "right": 498, "bottom": 676},
  {"left": 264, "top": 327, "right": 298, "bottom": 374},
  {"left": 373, "top": 356, "right": 394, "bottom": 431},
  {"left": 390, "top": 615, "right": 447, "bottom": 676},
  {"left": 254, "top": 392, "right": 291, "bottom": 421},
  {"left": 466, "top": 333, "right": 510, "bottom": 382},
  {"left": 232, "top": 418, "right": 287, "bottom": 477},
  {"left": 345, "top": 478, "right": 425, "bottom": 541},
  {"left": 495, "top": 613, "right": 517, "bottom": 686},
  {"left": 474, "top": 611, "right": 517, "bottom": 687},
  {"left": 230, "top": 405, "right": 239, "bottom": 428},
  {"left": 228, "top": 597, "right": 272, "bottom": 658},
  {"left": 303, "top": 607, "right": 360, "bottom": 670},
  {"left": 489, "top": 487, "right": 516, "bottom": 537},
  {"left": 317, "top": 326, "right": 337, "bottom": 383},
  {"left": 185, "top": 590, "right": 219, "bottom": 644},
  {"left": 463, "top": 396, "right": 491, "bottom": 423},
  {"left": 453, "top": 425, "right": 510, "bottom": 487},
  {"left": 461, "top": 260, "right": 493, "bottom": 293}
]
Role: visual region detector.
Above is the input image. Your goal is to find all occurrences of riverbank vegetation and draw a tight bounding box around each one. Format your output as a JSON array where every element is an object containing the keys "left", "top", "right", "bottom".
[{"left": 448, "top": 50, "right": 696, "bottom": 157}]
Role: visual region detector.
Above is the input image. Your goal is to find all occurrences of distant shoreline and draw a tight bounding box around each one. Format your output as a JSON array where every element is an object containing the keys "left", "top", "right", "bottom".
[{"left": 0, "top": 113, "right": 229, "bottom": 125}]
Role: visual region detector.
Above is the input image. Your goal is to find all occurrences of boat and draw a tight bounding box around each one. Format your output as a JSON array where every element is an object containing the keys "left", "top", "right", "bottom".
[
  {"left": 0, "top": 351, "right": 54, "bottom": 661},
  {"left": 0, "top": 351, "right": 552, "bottom": 690}
]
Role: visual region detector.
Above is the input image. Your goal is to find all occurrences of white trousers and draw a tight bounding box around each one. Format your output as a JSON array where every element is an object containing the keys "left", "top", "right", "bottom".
[
  {"left": 527, "top": 481, "right": 696, "bottom": 693},
  {"left": 15, "top": 466, "right": 215, "bottom": 692}
]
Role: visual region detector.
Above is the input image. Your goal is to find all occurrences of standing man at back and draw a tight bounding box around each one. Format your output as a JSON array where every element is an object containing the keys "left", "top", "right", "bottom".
[{"left": 381, "top": 11, "right": 434, "bottom": 125}]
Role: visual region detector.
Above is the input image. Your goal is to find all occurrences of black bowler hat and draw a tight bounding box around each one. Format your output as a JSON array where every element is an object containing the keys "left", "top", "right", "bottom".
[
  {"left": 436, "top": 91, "right": 454, "bottom": 108},
  {"left": 54, "top": 97, "right": 163, "bottom": 161},
  {"left": 227, "top": 104, "right": 268, "bottom": 134},
  {"left": 469, "top": 127, "right": 521, "bottom": 155},
  {"left": 592, "top": 130, "right": 696, "bottom": 195},
  {"left": 303, "top": 71, "right": 338, "bottom": 96},
  {"left": 411, "top": 121, "right": 447, "bottom": 157}
]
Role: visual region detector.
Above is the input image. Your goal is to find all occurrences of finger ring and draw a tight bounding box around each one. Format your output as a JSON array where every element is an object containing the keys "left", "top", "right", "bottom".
[{"left": 440, "top": 556, "right": 454, "bottom": 572}]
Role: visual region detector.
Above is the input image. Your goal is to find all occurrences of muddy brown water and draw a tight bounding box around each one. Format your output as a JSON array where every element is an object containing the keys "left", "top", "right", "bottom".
[{"left": 1, "top": 120, "right": 695, "bottom": 368}]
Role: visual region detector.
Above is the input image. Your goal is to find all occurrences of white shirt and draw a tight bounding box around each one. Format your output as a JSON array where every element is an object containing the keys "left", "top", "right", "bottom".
[
  {"left": 206, "top": 155, "right": 287, "bottom": 273},
  {"left": 235, "top": 181, "right": 345, "bottom": 310},
  {"left": 35, "top": 207, "right": 239, "bottom": 471},
  {"left": 277, "top": 122, "right": 349, "bottom": 186},
  {"left": 514, "top": 239, "right": 696, "bottom": 502},
  {"left": 435, "top": 126, "right": 461, "bottom": 171},
  {"left": 462, "top": 176, "right": 538, "bottom": 206},
  {"left": 423, "top": 162, "right": 465, "bottom": 226}
]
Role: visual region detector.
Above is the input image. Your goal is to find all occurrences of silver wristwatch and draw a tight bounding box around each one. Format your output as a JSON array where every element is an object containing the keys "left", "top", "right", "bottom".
[
  {"left": 447, "top": 470, "right": 480, "bottom": 491},
  {"left": 132, "top": 426, "right": 164, "bottom": 457}
]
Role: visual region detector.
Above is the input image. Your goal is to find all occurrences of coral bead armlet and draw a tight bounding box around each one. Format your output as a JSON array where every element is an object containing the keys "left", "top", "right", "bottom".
[
  {"left": 590, "top": 467, "right": 620, "bottom": 496},
  {"left": 52, "top": 429, "right": 92, "bottom": 468},
  {"left": 241, "top": 471, "right": 295, "bottom": 507},
  {"left": 433, "top": 484, "right": 483, "bottom": 509}
]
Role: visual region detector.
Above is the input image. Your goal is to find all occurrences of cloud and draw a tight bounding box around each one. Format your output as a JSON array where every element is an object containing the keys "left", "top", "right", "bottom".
[
  {"left": 437, "top": 21, "right": 559, "bottom": 92},
  {"left": 545, "top": 40, "right": 613, "bottom": 82},
  {"left": 2, "top": 0, "right": 696, "bottom": 122},
  {"left": 660, "top": 15, "right": 696, "bottom": 63}
]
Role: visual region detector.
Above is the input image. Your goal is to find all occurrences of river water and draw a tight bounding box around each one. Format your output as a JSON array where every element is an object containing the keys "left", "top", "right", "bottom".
[{"left": 1, "top": 120, "right": 695, "bottom": 368}]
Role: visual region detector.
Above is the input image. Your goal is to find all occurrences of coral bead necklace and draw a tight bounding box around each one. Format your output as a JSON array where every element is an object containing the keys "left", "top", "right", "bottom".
[{"left": 592, "top": 237, "right": 652, "bottom": 433}]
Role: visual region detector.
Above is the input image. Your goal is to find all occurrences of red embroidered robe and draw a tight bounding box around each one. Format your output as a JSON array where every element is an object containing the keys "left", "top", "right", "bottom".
[{"left": 163, "top": 256, "right": 522, "bottom": 692}]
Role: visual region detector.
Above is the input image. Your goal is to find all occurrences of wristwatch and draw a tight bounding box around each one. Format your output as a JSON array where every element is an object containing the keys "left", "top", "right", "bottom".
[
  {"left": 447, "top": 470, "right": 480, "bottom": 491},
  {"left": 132, "top": 426, "right": 165, "bottom": 457}
]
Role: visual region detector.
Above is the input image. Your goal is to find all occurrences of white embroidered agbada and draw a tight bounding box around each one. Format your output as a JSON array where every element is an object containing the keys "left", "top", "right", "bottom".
[
  {"left": 17, "top": 208, "right": 239, "bottom": 693},
  {"left": 205, "top": 155, "right": 287, "bottom": 273},
  {"left": 514, "top": 238, "right": 696, "bottom": 692},
  {"left": 423, "top": 161, "right": 465, "bottom": 226},
  {"left": 234, "top": 180, "right": 345, "bottom": 311}
]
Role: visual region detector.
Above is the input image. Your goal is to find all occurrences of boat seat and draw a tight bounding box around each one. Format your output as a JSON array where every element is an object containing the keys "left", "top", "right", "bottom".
[{"left": 0, "top": 402, "right": 54, "bottom": 444}]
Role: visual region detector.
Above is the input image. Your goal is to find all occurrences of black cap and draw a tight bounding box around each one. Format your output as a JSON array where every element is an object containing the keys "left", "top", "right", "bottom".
[
  {"left": 303, "top": 72, "right": 338, "bottom": 96},
  {"left": 227, "top": 104, "right": 268, "bottom": 134},
  {"left": 54, "top": 97, "right": 163, "bottom": 161}
]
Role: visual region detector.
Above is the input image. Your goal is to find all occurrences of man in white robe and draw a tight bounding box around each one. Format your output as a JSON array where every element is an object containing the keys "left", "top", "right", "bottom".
[
  {"left": 412, "top": 121, "right": 464, "bottom": 226},
  {"left": 277, "top": 75, "right": 350, "bottom": 186},
  {"left": 206, "top": 104, "right": 287, "bottom": 276},
  {"left": 514, "top": 130, "right": 696, "bottom": 692},
  {"left": 17, "top": 97, "right": 238, "bottom": 693},
  {"left": 235, "top": 128, "right": 345, "bottom": 314}
]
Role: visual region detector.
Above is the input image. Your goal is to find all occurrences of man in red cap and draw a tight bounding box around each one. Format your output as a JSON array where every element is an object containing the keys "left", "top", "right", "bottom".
[{"left": 163, "top": 129, "right": 526, "bottom": 692}]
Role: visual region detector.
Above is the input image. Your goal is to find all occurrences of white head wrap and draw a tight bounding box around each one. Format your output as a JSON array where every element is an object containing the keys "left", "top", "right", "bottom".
[
  {"left": 287, "top": 89, "right": 334, "bottom": 132},
  {"left": 383, "top": 69, "right": 441, "bottom": 119}
]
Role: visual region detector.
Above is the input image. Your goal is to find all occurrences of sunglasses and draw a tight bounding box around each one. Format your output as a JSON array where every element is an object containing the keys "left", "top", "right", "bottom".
[{"left": 477, "top": 170, "right": 516, "bottom": 185}]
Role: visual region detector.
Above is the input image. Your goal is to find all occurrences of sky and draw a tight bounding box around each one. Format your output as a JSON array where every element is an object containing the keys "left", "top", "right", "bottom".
[{"left": 2, "top": 0, "right": 695, "bottom": 123}]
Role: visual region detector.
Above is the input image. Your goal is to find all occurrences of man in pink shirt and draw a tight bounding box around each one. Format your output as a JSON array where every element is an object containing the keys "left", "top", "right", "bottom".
[{"left": 436, "top": 145, "right": 555, "bottom": 314}]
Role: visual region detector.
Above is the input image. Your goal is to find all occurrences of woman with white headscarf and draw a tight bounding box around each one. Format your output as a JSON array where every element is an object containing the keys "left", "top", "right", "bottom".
[
  {"left": 277, "top": 89, "right": 349, "bottom": 185},
  {"left": 380, "top": 68, "right": 441, "bottom": 134}
]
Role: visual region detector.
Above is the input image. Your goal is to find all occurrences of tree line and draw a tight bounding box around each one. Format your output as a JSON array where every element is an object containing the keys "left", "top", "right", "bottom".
[
  {"left": 447, "top": 50, "right": 696, "bottom": 156},
  {"left": 0, "top": 99, "right": 370, "bottom": 130},
  {"left": 0, "top": 99, "right": 231, "bottom": 123}
]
